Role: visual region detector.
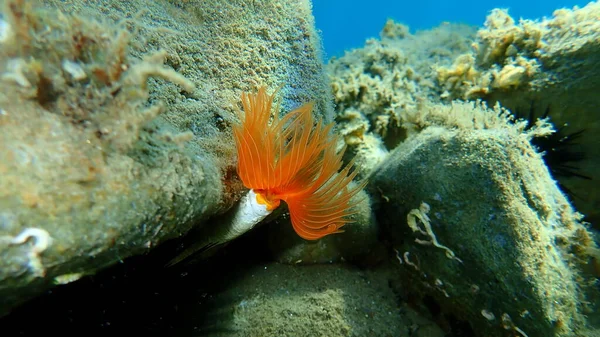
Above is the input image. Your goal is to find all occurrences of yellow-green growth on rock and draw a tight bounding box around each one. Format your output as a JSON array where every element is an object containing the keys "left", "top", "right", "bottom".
[{"left": 436, "top": 2, "right": 600, "bottom": 239}]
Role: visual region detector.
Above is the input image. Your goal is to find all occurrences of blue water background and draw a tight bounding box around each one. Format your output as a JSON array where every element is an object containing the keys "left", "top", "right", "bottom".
[{"left": 313, "top": 0, "right": 590, "bottom": 60}]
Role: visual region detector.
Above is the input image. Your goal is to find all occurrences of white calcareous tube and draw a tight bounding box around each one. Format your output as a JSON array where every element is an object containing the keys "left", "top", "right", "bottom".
[
  {"left": 225, "top": 189, "right": 273, "bottom": 241},
  {"left": 165, "top": 189, "right": 272, "bottom": 266}
]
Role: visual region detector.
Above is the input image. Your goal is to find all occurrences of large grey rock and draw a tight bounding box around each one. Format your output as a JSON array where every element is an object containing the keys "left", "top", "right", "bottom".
[
  {"left": 369, "top": 100, "right": 599, "bottom": 337},
  {"left": 0, "top": 0, "right": 331, "bottom": 315}
]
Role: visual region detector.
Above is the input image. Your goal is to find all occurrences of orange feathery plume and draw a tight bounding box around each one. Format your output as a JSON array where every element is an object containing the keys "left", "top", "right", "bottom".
[{"left": 232, "top": 86, "right": 366, "bottom": 240}]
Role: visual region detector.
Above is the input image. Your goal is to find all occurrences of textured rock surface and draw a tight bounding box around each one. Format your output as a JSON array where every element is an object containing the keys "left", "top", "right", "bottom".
[
  {"left": 0, "top": 0, "right": 332, "bottom": 315},
  {"left": 369, "top": 100, "right": 599, "bottom": 337},
  {"left": 327, "top": 2, "right": 600, "bottom": 234},
  {"left": 327, "top": 20, "right": 476, "bottom": 178},
  {"left": 436, "top": 2, "right": 600, "bottom": 226}
]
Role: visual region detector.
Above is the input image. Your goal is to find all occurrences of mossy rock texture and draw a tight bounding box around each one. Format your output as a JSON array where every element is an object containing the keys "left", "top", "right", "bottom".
[
  {"left": 327, "top": 20, "right": 476, "bottom": 178},
  {"left": 0, "top": 0, "right": 331, "bottom": 315},
  {"left": 436, "top": 3, "right": 600, "bottom": 225},
  {"left": 369, "top": 101, "right": 599, "bottom": 337}
]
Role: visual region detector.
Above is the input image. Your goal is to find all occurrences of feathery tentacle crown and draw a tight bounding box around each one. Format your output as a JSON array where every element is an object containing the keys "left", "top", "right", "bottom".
[{"left": 232, "top": 86, "right": 366, "bottom": 240}]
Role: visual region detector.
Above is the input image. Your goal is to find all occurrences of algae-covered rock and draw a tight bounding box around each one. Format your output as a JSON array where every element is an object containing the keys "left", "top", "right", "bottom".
[
  {"left": 0, "top": 0, "right": 332, "bottom": 315},
  {"left": 369, "top": 100, "right": 599, "bottom": 336},
  {"left": 327, "top": 19, "right": 476, "bottom": 178},
  {"left": 437, "top": 3, "right": 600, "bottom": 101},
  {"left": 436, "top": 3, "right": 600, "bottom": 225}
]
